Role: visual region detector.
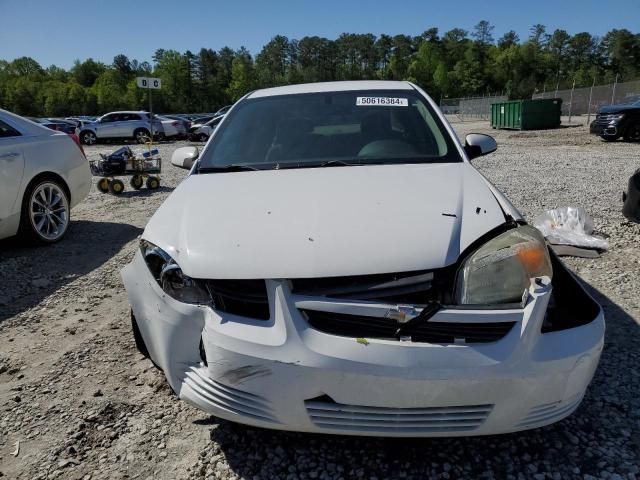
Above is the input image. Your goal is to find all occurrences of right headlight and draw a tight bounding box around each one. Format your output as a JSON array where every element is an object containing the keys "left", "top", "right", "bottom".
[
  {"left": 140, "top": 240, "right": 211, "bottom": 305},
  {"left": 455, "top": 225, "right": 552, "bottom": 305}
]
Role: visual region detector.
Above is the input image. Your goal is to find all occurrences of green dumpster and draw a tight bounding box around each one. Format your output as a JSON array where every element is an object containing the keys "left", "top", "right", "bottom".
[{"left": 491, "top": 98, "right": 562, "bottom": 130}]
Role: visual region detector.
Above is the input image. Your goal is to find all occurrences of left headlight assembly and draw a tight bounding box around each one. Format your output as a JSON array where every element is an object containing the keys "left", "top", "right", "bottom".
[
  {"left": 455, "top": 225, "right": 553, "bottom": 306},
  {"left": 140, "top": 240, "right": 211, "bottom": 305}
]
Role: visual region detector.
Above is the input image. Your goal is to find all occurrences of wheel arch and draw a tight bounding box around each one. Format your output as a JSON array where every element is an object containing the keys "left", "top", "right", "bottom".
[
  {"left": 133, "top": 127, "right": 151, "bottom": 135},
  {"left": 23, "top": 171, "right": 72, "bottom": 206}
]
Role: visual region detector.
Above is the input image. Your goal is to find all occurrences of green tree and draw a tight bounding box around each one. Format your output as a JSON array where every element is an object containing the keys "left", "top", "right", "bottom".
[
  {"left": 227, "top": 48, "right": 255, "bottom": 101},
  {"left": 71, "top": 58, "right": 106, "bottom": 87}
]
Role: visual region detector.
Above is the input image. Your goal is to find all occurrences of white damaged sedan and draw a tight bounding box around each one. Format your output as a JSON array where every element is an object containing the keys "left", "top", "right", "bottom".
[{"left": 122, "top": 81, "right": 604, "bottom": 437}]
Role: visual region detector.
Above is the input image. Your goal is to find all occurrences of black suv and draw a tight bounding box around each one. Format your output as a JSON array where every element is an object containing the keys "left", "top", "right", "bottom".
[{"left": 590, "top": 96, "right": 640, "bottom": 142}]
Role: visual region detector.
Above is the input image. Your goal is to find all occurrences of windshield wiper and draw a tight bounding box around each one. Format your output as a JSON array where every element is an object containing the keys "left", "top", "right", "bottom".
[
  {"left": 317, "top": 159, "right": 362, "bottom": 168},
  {"left": 198, "top": 164, "right": 262, "bottom": 173}
]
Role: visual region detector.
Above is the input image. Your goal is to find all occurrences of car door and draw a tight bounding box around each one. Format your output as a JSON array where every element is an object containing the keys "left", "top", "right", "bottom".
[
  {"left": 121, "top": 113, "right": 139, "bottom": 137},
  {"left": 0, "top": 119, "right": 26, "bottom": 238},
  {"left": 96, "top": 114, "right": 120, "bottom": 138}
]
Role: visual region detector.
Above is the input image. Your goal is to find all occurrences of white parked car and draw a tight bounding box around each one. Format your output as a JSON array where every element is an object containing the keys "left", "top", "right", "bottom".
[
  {"left": 76, "top": 111, "right": 164, "bottom": 145},
  {"left": 188, "top": 115, "right": 225, "bottom": 142},
  {"left": 156, "top": 115, "right": 187, "bottom": 139},
  {"left": 0, "top": 109, "right": 91, "bottom": 243},
  {"left": 122, "top": 81, "right": 604, "bottom": 437}
]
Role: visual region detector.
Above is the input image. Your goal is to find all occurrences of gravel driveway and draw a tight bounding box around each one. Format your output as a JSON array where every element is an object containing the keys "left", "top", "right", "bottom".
[{"left": 1, "top": 124, "right": 639, "bottom": 480}]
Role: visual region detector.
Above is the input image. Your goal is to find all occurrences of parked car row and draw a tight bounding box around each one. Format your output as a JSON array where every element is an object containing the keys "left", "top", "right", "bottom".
[{"left": 27, "top": 106, "right": 234, "bottom": 146}]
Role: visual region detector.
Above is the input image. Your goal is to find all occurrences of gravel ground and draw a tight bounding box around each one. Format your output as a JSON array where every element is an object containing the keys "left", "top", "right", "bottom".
[{"left": 1, "top": 124, "right": 639, "bottom": 480}]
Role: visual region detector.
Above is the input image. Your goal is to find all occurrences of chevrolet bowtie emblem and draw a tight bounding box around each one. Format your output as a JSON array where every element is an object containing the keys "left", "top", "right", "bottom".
[{"left": 385, "top": 306, "right": 421, "bottom": 324}]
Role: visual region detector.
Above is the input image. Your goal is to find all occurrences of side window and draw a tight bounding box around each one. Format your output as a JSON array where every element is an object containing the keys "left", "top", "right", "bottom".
[
  {"left": 129, "top": 114, "right": 142, "bottom": 121},
  {"left": 0, "top": 120, "right": 22, "bottom": 138},
  {"left": 101, "top": 114, "right": 114, "bottom": 123}
]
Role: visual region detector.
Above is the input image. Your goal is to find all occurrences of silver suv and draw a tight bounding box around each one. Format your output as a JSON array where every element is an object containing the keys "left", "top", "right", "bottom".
[{"left": 77, "top": 111, "right": 164, "bottom": 145}]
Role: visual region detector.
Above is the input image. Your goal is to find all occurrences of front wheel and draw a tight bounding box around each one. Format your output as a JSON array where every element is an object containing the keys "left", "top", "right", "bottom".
[
  {"left": 19, "top": 179, "right": 70, "bottom": 244},
  {"left": 198, "top": 133, "right": 209, "bottom": 142},
  {"left": 80, "top": 131, "right": 97, "bottom": 145},
  {"left": 623, "top": 122, "right": 640, "bottom": 142},
  {"left": 134, "top": 129, "right": 151, "bottom": 144}
]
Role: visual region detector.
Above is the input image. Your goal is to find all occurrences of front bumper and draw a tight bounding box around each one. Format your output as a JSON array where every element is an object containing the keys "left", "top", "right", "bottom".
[
  {"left": 590, "top": 120, "right": 622, "bottom": 137},
  {"left": 122, "top": 251, "right": 604, "bottom": 437}
]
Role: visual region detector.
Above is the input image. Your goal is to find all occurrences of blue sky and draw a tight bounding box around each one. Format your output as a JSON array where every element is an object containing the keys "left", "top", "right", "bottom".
[{"left": 1, "top": 0, "right": 638, "bottom": 69}]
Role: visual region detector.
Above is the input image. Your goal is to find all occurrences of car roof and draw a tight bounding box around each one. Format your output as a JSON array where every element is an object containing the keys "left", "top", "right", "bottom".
[
  {"left": 0, "top": 109, "right": 57, "bottom": 136},
  {"left": 248, "top": 80, "right": 414, "bottom": 99},
  {"left": 104, "top": 111, "right": 148, "bottom": 115}
]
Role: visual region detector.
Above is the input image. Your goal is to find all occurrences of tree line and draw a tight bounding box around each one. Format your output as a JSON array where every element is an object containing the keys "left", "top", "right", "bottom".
[{"left": 0, "top": 22, "right": 638, "bottom": 117}]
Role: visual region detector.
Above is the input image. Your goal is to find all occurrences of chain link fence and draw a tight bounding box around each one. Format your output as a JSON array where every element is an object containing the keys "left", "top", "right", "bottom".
[
  {"left": 440, "top": 95, "right": 507, "bottom": 121},
  {"left": 440, "top": 79, "right": 640, "bottom": 123},
  {"left": 533, "top": 79, "right": 640, "bottom": 120}
]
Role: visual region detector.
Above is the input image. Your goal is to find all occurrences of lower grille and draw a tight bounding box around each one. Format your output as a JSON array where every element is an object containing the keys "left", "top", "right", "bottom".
[
  {"left": 303, "top": 310, "right": 515, "bottom": 344},
  {"left": 205, "top": 279, "right": 269, "bottom": 320},
  {"left": 183, "top": 366, "right": 278, "bottom": 423},
  {"left": 306, "top": 396, "right": 493, "bottom": 433}
]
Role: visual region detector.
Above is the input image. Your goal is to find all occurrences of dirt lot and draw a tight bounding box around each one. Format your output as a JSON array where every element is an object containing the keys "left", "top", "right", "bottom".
[{"left": 1, "top": 123, "right": 639, "bottom": 480}]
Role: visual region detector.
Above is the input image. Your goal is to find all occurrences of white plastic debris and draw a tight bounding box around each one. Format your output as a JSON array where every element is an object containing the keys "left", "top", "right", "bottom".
[{"left": 533, "top": 206, "right": 609, "bottom": 251}]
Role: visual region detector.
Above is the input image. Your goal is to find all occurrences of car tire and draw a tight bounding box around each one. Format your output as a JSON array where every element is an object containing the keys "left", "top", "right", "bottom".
[
  {"left": 80, "top": 130, "right": 97, "bottom": 145},
  {"left": 19, "top": 177, "right": 70, "bottom": 244},
  {"left": 134, "top": 128, "right": 151, "bottom": 144},
  {"left": 198, "top": 133, "right": 208, "bottom": 142},
  {"left": 130, "top": 175, "right": 144, "bottom": 190},
  {"left": 130, "top": 310, "right": 162, "bottom": 370},
  {"left": 108, "top": 179, "right": 125, "bottom": 195},
  {"left": 623, "top": 122, "right": 640, "bottom": 142},
  {"left": 97, "top": 178, "right": 110, "bottom": 193},
  {"left": 146, "top": 176, "right": 160, "bottom": 189},
  {"left": 130, "top": 310, "right": 150, "bottom": 359}
]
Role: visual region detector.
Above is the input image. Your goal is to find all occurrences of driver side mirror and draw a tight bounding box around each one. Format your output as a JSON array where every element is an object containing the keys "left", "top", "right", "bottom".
[
  {"left": 464, "top": 133, "right": 497, "bottom": 160},
  {"left": 171, "top": 146, "right": 199, "bottom": 170}
]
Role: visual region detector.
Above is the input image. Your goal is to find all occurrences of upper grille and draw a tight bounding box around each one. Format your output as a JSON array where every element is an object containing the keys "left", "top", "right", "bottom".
[
  {"left": 594, "top": 113, "right": 620, "bottom": 123},
  {"left": 306, "top": 396, "right": 493, "bottom": 433},
  {"left": 290, "top": 270, "right": 437, "bottom": 304},
  {"left": 303, "top": 310, "right": 515, "bottom": 344},
  {"left": 205, "top": 279, "right": 269, "bottom": 320}
]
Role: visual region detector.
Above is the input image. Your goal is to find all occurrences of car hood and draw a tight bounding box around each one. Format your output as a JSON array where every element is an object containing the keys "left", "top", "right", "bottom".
[
  {"left": 143, "top": 163, "right": 507, "bottom": 279},
  {"left": 598, "top": 104, "right": 639, "bottom": 114}
]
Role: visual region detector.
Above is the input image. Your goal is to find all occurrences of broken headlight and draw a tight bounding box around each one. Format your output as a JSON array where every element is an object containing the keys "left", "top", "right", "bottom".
[
  {"left": 455, "top": 225, "right": 552, "bottom": 305},
  {"left": 140, "top": 240, "right": 211, "bottom": 305}
]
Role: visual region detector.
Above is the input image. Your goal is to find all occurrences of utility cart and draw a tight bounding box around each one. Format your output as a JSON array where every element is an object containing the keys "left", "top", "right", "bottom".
[{"left": 90, "top": 146, "right": 162, "bottom": 195}]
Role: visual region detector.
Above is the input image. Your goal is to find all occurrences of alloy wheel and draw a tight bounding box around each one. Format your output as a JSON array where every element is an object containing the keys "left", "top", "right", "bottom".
[
  {"left": 29, "top": 182, "right": 69, "bottom": 241},
  {"left": 83, "top": 132, "right": 96, "bottom": 145},
  {"left": 136, "top": 130, "right": 150, "bottom": 144}
]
